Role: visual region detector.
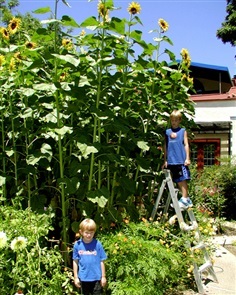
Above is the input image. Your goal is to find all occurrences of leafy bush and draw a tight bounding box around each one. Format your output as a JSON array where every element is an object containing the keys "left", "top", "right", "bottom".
[
  {"left": 189, "top": 162, "right": 236, "bottom": 220},
  {"left": 99, "top": 220, "right": 206, "bottom": 295},
  {"left": 0, "top": 206, "right": 74, "bottom": 295}
]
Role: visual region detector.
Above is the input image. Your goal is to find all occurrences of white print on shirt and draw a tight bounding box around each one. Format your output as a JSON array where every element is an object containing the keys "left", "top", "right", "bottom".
[{"left": 79, "top": 250, "right": 97, "bottom": 256}]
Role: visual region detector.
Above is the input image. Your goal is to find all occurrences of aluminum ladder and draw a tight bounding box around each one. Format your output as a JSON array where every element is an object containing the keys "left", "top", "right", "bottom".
[{"left": 151, "top": 169, "right": 218, "bottom": 294}]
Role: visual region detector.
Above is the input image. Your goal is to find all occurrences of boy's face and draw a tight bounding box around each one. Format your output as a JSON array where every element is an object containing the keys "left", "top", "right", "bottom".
[
  {"left": 80, "top": 230, "right": 95, "bottom": 243},
  {"left": 170, "top": 117, "right": 181, "bottom": 129}
]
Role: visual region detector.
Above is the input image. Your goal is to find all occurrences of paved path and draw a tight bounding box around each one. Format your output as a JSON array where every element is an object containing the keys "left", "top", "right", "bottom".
[{"left": 202, "top": 235, "right": 236, "bottom": 295}]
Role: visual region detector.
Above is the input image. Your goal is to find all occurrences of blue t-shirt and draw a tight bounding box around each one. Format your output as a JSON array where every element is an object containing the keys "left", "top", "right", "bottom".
[
  {"left": 165, "top": 127, "right": 186, "bottom": 165},
  {"left": 73, "top": 238, "right": 107, "bottom": 282}
]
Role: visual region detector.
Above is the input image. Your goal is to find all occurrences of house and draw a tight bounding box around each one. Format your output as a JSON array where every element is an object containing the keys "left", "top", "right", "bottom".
[{"left": 189, "top": 62, "right": 236, "bottom": 170}]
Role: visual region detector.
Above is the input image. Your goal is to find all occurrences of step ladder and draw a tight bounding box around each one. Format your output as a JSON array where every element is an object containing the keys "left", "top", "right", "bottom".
[{"left": 151, "top": 169, "right": 218, "bottom": 294}]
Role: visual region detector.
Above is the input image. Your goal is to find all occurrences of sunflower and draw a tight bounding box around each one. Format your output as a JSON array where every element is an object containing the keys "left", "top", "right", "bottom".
[
  {"left": 158, "top": 18, "right": 169, "bottom": 32},
  {"left": 10, "top": 236, "right": 27, "bottom": 252},
  {"left": 182, "top": 74, "right": 193, "bottom": 84},
  {"left": 127, "top": 2, "right": 141, "bottom": 15},
  {"left": 8, "top": 17, "right": 21, "bottom": 35},
  {"left": 25, "top": 41, "right": 37, "bottom": 49},
  {"left": 14, "top": 51, "right": 23, "bottom": 62},
  {"left": 98, "top": 1, "right": 106, "bottom": 17},
  {"left": 62, "top": 38, "right": 73, "bottom": 50},
  {"left": 181, "top": 48, "right": 191, "bottom": 67},
  {"left": 1, "top": 27, "right": 10, "bottom": 40},
  {"left": 0, "top": 55, "right": 6, "bottom": 67}
]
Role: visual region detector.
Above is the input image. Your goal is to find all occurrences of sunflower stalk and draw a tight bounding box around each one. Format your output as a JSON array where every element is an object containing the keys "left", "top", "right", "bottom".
[
  {"left": 88, "top": 2, "right": 107, "bottom": 192},
  {"left": 110, "top": 10, "right": 136, "bottom": 205},
  {"left": 0, "top": 95, "right": 6, "bottom": 203},
  {"left": 53, "top": 0, "right": 68, "bottom": 264}
]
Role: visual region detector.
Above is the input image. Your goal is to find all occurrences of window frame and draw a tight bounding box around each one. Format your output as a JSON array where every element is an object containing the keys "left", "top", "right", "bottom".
[{"left": 190, "top": 139, "right": 220, "bottom": 170}]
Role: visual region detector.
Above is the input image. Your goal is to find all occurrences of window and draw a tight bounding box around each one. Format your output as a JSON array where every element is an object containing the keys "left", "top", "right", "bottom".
[{"left": 190, "top": 139, "right": 220, "bottom": 170}]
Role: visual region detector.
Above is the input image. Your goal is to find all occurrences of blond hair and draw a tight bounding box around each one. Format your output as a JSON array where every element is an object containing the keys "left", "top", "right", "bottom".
[
  {"left": 79, "top": 218, "right": 97, "bottom": 232},
  {"left": 170, "top": 110, "right": 182, "bottom": 120}
]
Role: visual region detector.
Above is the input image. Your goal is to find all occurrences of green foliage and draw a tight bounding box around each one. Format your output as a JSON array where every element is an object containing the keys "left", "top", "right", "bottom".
[
  {"left": 0, "top": 206, "right": 75, "bottom": 294},
  {"left": 216, "top": 0, "right": 236, "bottom": 46},
  {"left": 189, "top": 161, "right": 236, "bottom": 220},
  {"left": 99, "top": 220, "right": 203, "bottom": 295},
  {"left": 0, "top": 0, "right": 195, "bottom": 250}
]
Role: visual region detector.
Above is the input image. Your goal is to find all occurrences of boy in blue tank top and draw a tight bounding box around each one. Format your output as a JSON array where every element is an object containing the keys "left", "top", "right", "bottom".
[
  {"left": 163, "top": 110, "right": 192, "bottom": 210},
  {"left": 73, "top": 218, "right": 107, "bottom": 295}
]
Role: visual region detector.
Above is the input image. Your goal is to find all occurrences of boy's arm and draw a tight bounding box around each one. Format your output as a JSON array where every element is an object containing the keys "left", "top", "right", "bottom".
[
  {"left": 100, "top": 260, "right": 107, "bottom": 287},
  {"left": 73, "top": 259, "right": 81, "bottom": 288},
  {"left": 162, "top": 136, "right": 167, "bottom": 169},
  {"left": 183, "top": 130, "right": 190, "bottom": 165}
]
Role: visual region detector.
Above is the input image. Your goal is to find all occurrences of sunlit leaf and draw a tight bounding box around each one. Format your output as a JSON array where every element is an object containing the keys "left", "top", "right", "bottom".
[
  {"left": 137, "top": 141, "right": 150, "bottom": 151},
  {"left": 0, "top": 176, "right": 6, "bottom": 186},
  {"left": 77, "top": 143, "right": 98, "bottom": 159},
  {"left": 80, "top": 16, "right": 99, "bottom": 28},
  {"left": 78, "top": 76, "right": 90, "bottom": 87},
  {"left": 109, "top": 17, "right": 125, "bottom": 34},
  {"left": 41, "top": 143, "right": 52, "bottom": 162},
  {"left": 20, "top": 108, "right": 33, "bottom": 119},
  {"left": 55, "top": 126, "right": 73, "bottom": 136},
  {"left": 61, "top": 15, "right": 79, "bottom": 27},
  {"left": 33, "top": 83, "right": 57, "bottom": 92},
  {"left": 41, "top": 19, "right": 61, "bottom": 24},
  {"left": 88, "top": 196, "right": 107, "bottom": 208},
  {"left": 130, "top": 30, "right": 142, "bottom": 41},
  {"left": 33, "top": 7, "right": 51, "bottom": 14},
  {"left": 52, "top": 54, "right": 80, "bottom": 67}
]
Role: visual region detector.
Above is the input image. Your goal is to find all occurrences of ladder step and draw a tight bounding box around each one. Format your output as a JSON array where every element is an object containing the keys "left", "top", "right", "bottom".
[
  {"left": 180, "top": 221, "right": 198, "bottom": 231},
  {"left": 191, "top": 242, "right": 206, "bottom": 251},
  {"left": 198, "top": 261, "right": 212, "bottom": 273}
]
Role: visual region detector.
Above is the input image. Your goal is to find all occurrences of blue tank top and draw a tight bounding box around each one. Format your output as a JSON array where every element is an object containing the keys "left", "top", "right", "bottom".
[{"left": 165, "top": 127, "right": 186, "bottom": 165}]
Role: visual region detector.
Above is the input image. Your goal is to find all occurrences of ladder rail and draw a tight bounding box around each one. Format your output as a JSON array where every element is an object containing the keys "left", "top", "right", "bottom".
[
  {"left": 151, "top": 169, "right": 218, "bottom": 294},
  {"left": 151, "top": 178, "right": 167, "bottom": 220}
]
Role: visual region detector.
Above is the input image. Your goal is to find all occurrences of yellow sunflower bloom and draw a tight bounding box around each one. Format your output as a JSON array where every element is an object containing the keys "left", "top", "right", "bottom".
[
  {"left": 181, "top": 48, "right": 191, "bottom": 67},
  {"left": 62, "top": 38, "right": 73, "bottom": 50},
  {"left": 1, "top": 27, "right": 10, "bottom": 40},
  {"left": 25, "top": 41, "right": 37, "bottom": 49},
  {"left": 0, "top": 55, "right": 6, "bottom": 67},
  {"left": 14, "top": 52, "right": 23, "bottom": 62},
  {"left": 8, "top": 17, "right": 21, "bottom": 35},
  {"left": 158, "top": 18, "right": 169, "bottom": 32},
  {"left": 182, "top": 74, "right": 193, "bottom": 84},
  {"left": 127, "top": 2, "right": 141, "bottom": 15},
  {"left": 98, "top": 1, "right": 106, "bottom": 17}
]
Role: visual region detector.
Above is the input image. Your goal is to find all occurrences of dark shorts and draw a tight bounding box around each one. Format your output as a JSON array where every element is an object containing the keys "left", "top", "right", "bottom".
[
  {"left": 80, "top": 280, "right": 102, "bottom": 295},
  {"left": 167, "top": 164, "right": 191, "bottom": 183}
]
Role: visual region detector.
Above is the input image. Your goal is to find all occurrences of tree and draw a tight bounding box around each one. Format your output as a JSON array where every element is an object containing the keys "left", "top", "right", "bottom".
[{"left": 216, "top": 0, "right": 236, "bottom": 46}]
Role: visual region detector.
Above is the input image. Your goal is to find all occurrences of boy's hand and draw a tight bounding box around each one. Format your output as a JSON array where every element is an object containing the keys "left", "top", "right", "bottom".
[
  {"left": 162, "top": 161, "right": 167, "bottom": 169},
  {"left": 184, "top": 159, "right": 190, "bottom": 166},
  {"left": 74, "top": 278, "right": 81, "bottom": 288},
  {"left": 101, "top": 276, "right": 107, "bottom": 287}
]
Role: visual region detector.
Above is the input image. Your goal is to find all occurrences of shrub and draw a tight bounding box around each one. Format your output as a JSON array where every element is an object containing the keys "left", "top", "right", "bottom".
[
  {"left": 99, "top": 220, "right": 205, "bottom": 295},
  {"left": 0, "top": 206, "right": 74, "bottom": 295},
  {"left": 189, "top": 163, "right": 236, "bottom": 220}
]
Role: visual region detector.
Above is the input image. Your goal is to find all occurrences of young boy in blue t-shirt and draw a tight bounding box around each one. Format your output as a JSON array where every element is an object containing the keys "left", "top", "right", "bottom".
[
  {"left": 73, "top": 218, "right": 107, "bottom": 295},
  {"left": 163, "top": 110, "right": 193, "bottom": 210}
]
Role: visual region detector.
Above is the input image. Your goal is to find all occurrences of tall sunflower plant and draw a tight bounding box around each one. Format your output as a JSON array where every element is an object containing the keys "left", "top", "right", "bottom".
[{"left": 0, "top": 0, "right": 194, "bottom": 251}]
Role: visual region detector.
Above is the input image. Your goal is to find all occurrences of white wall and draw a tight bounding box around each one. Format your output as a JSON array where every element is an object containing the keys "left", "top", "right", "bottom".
[{"left": 194, "top": 100, "right": 236, "bottom": 156}]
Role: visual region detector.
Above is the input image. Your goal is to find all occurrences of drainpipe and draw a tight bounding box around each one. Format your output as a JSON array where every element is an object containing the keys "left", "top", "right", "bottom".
[{"left": 219, "top": 72, "right": 222, "bottom": 94}]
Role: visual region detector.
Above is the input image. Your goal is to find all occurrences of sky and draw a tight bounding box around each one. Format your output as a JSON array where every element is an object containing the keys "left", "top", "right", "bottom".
[{"left": 15, "top": 0, "right": 236, "bottom": 78}]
